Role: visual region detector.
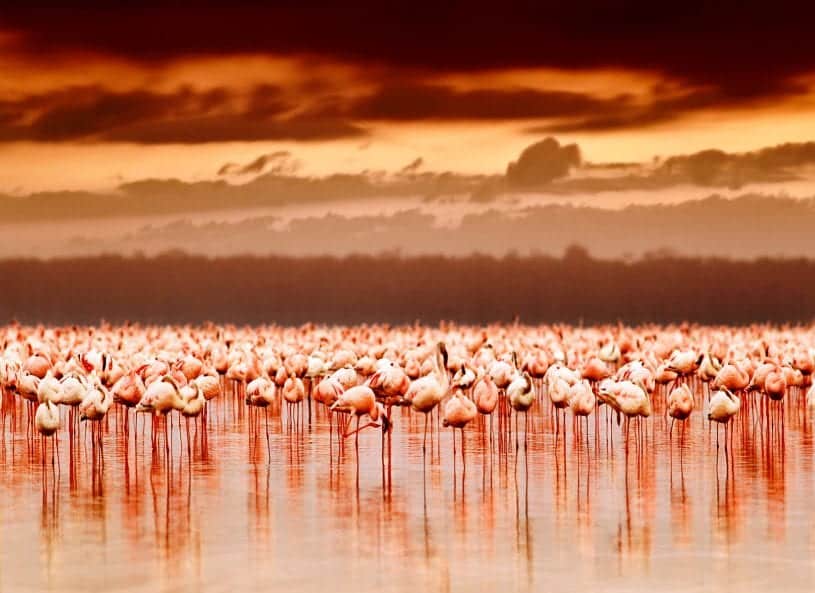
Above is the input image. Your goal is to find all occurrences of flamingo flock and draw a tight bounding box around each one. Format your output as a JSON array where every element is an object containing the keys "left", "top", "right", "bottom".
[{"left": 1, "top": 322, "right": 813, "bottom": 480}]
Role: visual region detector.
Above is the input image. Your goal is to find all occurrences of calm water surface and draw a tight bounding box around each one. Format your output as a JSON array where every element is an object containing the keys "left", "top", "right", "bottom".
[{"left": 2, "top": 387, "right": 814, "bottom": 592}]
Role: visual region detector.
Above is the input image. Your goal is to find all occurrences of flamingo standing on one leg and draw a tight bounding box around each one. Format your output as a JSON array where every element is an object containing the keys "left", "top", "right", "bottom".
[{"left": 330, "top": 385, "right": 390, "bottom": 462}]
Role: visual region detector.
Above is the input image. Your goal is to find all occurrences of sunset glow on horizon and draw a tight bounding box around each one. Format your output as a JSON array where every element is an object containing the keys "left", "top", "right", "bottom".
[
  {"left": 2, "top": 1, "right": 815, "bottom": 261},
  {"left": 2, "top": 3, "right": 815, "bottom": 193}
]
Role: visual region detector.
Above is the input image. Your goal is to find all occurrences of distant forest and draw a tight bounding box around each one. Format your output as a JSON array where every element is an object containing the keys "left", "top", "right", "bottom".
[{"left": 0, "top": 249, "right": 812, "bottom": 325}]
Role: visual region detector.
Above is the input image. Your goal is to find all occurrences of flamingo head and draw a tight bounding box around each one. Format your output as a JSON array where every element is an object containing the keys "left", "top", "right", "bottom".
[
  {"left": 437, "top": 342, "right": 448, "bottom": 366},
  {"left": 134, "top": 400, "right": 154, "bottom": 414},
  {"left": 80, "top": 355, "right": 94, "bottom": 373},
  {"left": 373, "top": 403, "right": 391, "bottom": 433},
  {"left": 160, "top": 374, "right": 180, "bottom": 391}
]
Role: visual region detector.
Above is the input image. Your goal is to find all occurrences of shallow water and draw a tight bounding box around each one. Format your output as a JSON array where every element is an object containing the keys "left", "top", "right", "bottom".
[{"left": 2, "top": 385, "right": 814, "bottom": 593}]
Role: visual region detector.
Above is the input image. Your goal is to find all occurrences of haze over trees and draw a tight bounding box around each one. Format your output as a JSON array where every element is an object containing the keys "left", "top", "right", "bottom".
[{"left": 1, "top": 250, "right": 811, "bottom": 325}]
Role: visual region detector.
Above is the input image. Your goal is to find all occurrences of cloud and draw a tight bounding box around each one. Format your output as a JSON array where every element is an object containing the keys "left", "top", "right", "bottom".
[
  {"left": 0, "top": 73, "right": 808, "bottom": 145},
  {"left": 0, "top": 85, "right": 366, "bottom": 143},
  {"left": 3, "top": 137, "right": 815, "bottom": 225},
  {"left": 529, "top": 81, "right": 812, "bottom": 133},
  {"left": 399, "top": 158, "right": 423, "bottom": 175},
  {"left": 654, "top": 142, "right": 815, "bottom": 188},
  {"left": 346, "top": 83, "right": 632, "bottom": 121},
  {"left": 0, "top": 165, "right": 487, "bottom": 223},
  {"left": 544, "top": 140, "right": 815, "bottom": 192},
  {"left": 218, "top": 151, "right": 297, "bottom": 177},
  {"left": 505, "top": 137, "right": 581, "bottom": 187},
  {"left": 3, "top": 2, "right": 814, "bottom": 105},
  {"left": 502, "top": 139, "right": 815, "bottom": 194}
]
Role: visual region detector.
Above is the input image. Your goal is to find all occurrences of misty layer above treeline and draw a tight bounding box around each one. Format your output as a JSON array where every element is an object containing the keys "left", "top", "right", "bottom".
[
  {"left": 1, "top": 250, "right": 812, "bottom": 326},
  {"left": 2, "top": 194, "right": 815, "bottom": 260}
]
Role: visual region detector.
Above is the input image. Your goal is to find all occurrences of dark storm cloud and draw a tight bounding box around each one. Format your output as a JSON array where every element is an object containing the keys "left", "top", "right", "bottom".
[
  {"left": 347, "top": 83, "right": 633, "bottom": 121},
  {"left": 0, "top": 85, "right": 365, "bottom": 143},
  {"left": 531, "top": 80, "right": 813, "bottom": 133},
  {"left": 0, "top": 80, "right": 656, "bottom": 141},
  {"left": 3, "top": 1, "right": 814, "bottom": 104}
]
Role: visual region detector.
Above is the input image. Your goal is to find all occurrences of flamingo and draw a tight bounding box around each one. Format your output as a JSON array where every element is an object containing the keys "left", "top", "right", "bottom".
[
  {"left": 708, "top": 387, "right": 741, "bottom": 453},
  {"left": 35, "top": 395, "right": 61, "bottom": 436},
  {"left": 111, "top": 365, "right": 147, "bottom": 445},
  {"left": 368, "top": 360, "right": 410, "bottom": 407},
  {"left": 452, "top": 363, "right": 477, "bottom": 393},
  {"left": 712, "top": 361, "right": 749, "bottom": 393},
  {"left": 35, "top": 371, "right": 62, "bottom": 459},
  {"left": 282, "top": 376, "right": 305, "bottom": 429},
  {"left": 698, "top": 352, "right": 722, "bottom": 384},
  {"left": 665, "top": 350, "right": 702, "bottom": 383},
  {"left": 180, "top": 382, "right": 206, "bottom": 454},
  {"left": 568, "top": 380, "right": 595, "bottom": 427},
  {"left": 304, "top": 352, "right": 331, "bottom": 424},
  {"left": 405, "top": 342, "right": 449, "bottom": 454},
  {"left": 136, "top": 376, "right": 185, "bottom": 416},
  {"left": 135, "top": 375, "right": 186, "bottom": 453},
  {"left": 246, "top": 376, "right": 277, "bottom": 452},
  {"left": 507, "top": 371, "right": 534, "bottom": 449},
  {"left": 24, "top": 352, "right": 52, "bottom": 379},
  {"left": 667, "top": 383, "right": 694, "bottom": 440},
  {"left": 599, "top": 341, "right": 621, "bottom": 367},
  {"left": 547, "top": 372, "right": 572, "bottom": 436},
  {"left": 806, "top": 382, "right": 815, "bottom": 413},
  {"left": 597, "top": 379, "right": 651, "bottom": 445},
  {"left": 442, "top": 388, "right": 477, "bottom": 468},
  {"left": 79, "top": 375, "right": 113, "bottom": 421},
  {"left": 330, "top": 385, "right": 390, "bottom": 457},
  {"left": 58, "top": 372, "right": 86, "bottom": 434},
  {"left": 246, "top": 376, "right": 276, "bottom": 408},
  {"left": 79, "top": 373, "right": 113, "bottom": 454}
]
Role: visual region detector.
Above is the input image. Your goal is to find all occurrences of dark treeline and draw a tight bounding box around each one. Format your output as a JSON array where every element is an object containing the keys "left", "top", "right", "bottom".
[{"left": 0, "top": 249, "right": 812, "bottom": 325}]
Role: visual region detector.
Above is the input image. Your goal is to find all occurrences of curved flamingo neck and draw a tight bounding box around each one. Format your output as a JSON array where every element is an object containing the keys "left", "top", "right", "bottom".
[{"left": 434, "top": 348, "right": 448, "bottom": 392}]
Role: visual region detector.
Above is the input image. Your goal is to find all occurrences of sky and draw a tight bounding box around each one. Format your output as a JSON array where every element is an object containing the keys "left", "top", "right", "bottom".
[{"left": 2, "top": 1, "right": 815, "bottom": 258}]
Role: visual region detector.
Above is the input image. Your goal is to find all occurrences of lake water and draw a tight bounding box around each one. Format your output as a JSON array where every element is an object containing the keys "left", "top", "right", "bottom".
[{"left": 2, "top": 386, "right": 813, "bottom": 592}]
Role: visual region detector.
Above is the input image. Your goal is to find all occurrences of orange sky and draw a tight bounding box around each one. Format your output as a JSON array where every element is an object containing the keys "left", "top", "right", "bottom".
[
  {"left": 2, "top": 3, "right": 815, "bottom": 260},
  {"left": 0, "top": 2, "right": 811, "bottom": 204},
  {"left": 1, "top": 8, "right": 814, "bottom": 194}
]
